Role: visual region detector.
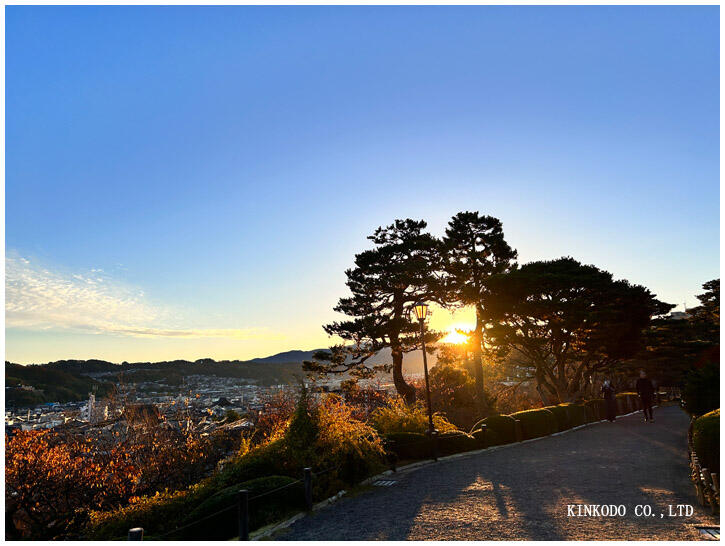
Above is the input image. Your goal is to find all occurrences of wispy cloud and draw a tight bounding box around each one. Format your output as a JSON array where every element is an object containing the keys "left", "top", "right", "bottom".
[{"left": 6, "top": 253, "right": 272, "bottom": 340}]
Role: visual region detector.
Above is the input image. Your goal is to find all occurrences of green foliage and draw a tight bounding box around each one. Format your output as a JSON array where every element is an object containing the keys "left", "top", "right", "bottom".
[
  {"left": 87, "top": 475, "right": 305, "bottom": 541},
  {"left": 632, "top": 279, "right": 718, "bottom": 388},
  {"left": 559, "top": 403, "right": 587, "bottom": 427},
  {"left": 583, "top": 399, "right": 605, "bottom": 422},
  {"left": 683, "top": 360, "right": 720, "bottom": 417},
  {"left": 437, "top": 431, "right": 480, "bottom": 456},
  {"left": 370, "top": 397, "right": 458, "bottom": 435},
  {"left": 179, "top": 476, "right": 305, "bottom": 540},
  {"left": 692, "top": 409, "right": 719, "bottom": 473},
  {"left": 471, "top": 414, "right": 517, "bottom": 445},
  {"left": 471, "top": 428, "right": 502, "bottom": 448},
  {"left": 543, "top": 405, "right": 571, "bottom": 431},
  {"left": 383, "top": 432, "right": 430, "bottom": 460},
  {"left": 383, "top": 430, "right": 480, "bottom": 460},
  {"left": 510, "top": 408, "right": 557, "bottom": 440},
  {"left": 441, "top": 212, "right": 518, "bottom": 408},
  {"left": 5, "top": 362, "right": 113, "bottom": 406},
  {"left": 87, "top": 390, "right": 385, "bottom": 539},
  {"left": 483, "top": 258, "right": 672, "bottom": 403},
  {"left": 285, "top": 386, "right": 319, "bottom": 454},
  {"left": 689, "top": 279, "right": 719, "bottom": 345},
  {"left": 210, "top": 439, "right": 289, "bottom": 490},
  {"left": 87, "top": 488, "right": 196, "bottom": 540},
  {"left": 427, "top": 364, "right": 481, "bottom": 430}
]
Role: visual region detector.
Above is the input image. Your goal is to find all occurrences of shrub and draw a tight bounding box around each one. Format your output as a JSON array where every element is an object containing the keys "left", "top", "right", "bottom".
[
  {"left": 559, "top": 403, "right": 587, "bottom": 427},
  {"left": 385, "top": 430, "right": 480, "bottom": 459},
  {"left": 472, "top": 428, "right": 501, "bottom": 448},
  {"left": 437, "top": 431, "right": 479, "bottom": 456},
  {"left": 86, "top": 389, "right": 386, "bottom": 539},
  {"left": 179, "top": 476, "right": 305, "bottom": 540},
  {"left": 584, "top": 399, "right": 605, "bottom": 422},
  {"left": 543, "top": 405, "right": 571, "bottom": 432},
  {"left": 86, "top": 488, "right": 198, "bottom": 540},
  {"left": 424, "top": 364, "right": 482, "bottom": 431},
  {"left": 311, "top": 394, "right": 386, "bottom": 491},
  {"left": 370, "top": 397, "right": 458, "bottom": 435},
  {"left": 209, "top": 438, "right": 289, "bottom": 489},
  {"left": 510, "top": 409, "right": 557, "bottom": 440},
  {"left": 6, "top": 420, "right": 238, "bottom": 540},
  {"left": 615, "top": 393, "right": 641, "bottom": 415},
  {"left": 383, "top": 432, "right": 430, "bottom": 460},
  {"left": 692, "top": 409, "right": 720, "bottom": 473},
  {"left": 683, "top": 361, "right": 719, "bottom": 417},
  {"left": 471, "top": 414, "right": 517, "bottom": 445}
]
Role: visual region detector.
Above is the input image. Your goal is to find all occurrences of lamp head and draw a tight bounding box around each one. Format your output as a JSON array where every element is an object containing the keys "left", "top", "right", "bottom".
[{"left": 412, "top": 302, "right": 429, "bottom": 321}]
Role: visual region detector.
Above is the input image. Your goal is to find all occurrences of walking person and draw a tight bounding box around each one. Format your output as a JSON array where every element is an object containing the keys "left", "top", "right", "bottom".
[
  {"left": 601, "top": 379, "right": 617, "bottom": 422},
  {"left": 636, "top": 370, "right": 655, "bottom": 422}
]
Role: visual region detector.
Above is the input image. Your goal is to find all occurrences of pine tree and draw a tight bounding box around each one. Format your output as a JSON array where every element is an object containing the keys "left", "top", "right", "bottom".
[
  {"left": 304, "top": 219, "right": 443, "bottom": 404},
  {"left": 441, "top": 212, "right": 517, "bottom": 412}
]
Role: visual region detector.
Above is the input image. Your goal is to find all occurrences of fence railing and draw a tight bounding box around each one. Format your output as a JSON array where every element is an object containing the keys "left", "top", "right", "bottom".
[
  {"left": 126, "top": 407, "right": 620, "bottom": 540},
  {"left": 127, "top": 463, "right": 344, "bottom": 541}
]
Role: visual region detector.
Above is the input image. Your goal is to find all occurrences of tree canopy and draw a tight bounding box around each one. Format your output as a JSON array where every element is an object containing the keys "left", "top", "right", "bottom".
[
  {"left": 441, "top": 212, "right": 517, "bottom": 411},
  {"left": 482, "top": 257, "right": 673, "bottom": 403}
]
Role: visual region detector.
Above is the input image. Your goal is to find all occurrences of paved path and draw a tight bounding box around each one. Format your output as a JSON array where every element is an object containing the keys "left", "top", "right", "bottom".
[{"left": 276, "top": 406, "right": 718, "bottom": 540}]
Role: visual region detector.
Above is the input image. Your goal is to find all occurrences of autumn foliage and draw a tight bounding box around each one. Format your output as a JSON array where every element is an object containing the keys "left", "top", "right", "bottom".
[{"left": 6, "top": 423, "right": 240, "bottom": 539}]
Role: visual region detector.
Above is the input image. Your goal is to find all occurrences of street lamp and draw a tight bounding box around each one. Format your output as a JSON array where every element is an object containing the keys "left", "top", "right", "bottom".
[{"left": 411, "top": 302, "right": 435, "bottom": 438}]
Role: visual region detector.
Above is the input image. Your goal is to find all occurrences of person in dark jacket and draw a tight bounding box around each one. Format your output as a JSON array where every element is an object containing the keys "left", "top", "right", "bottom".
[
  {"left": 601, "top": 379, "right": 617, "bottom": 422},
  {"left": 636, "top": 370, "right": 655, "bottom": 422}
]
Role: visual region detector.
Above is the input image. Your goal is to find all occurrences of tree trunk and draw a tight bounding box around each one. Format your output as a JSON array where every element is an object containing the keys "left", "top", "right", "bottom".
[
  {"left": 472, "top": 310, "right": 487, "bottom": 414},
  {"left": 536, "top": 383, "right": 555, "bottom": 406},
  {"left": 391, "top": 347, "right": 416, "bottom": 405}
]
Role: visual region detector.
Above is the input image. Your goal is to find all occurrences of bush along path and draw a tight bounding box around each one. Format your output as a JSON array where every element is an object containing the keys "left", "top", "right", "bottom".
[{"left": 274, "top": 406, "right": 718, "bottom": 540}]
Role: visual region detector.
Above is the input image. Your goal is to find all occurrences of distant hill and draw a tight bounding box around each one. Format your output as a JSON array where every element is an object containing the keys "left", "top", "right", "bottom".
[
  {"left": 6, "top": 362, "right": 114, "bottom": 407},
  {"left": 5, "top": 346, "right": 438, "bottom": 407},
  {"left": 250, "top": 347, "right": 436, "bottom": 374},
  {"left": 4, "top": 358, "right": 306, "bottom": 407},
  {"left": 249, "top": 349, "right": 321, "bottom": 364}
]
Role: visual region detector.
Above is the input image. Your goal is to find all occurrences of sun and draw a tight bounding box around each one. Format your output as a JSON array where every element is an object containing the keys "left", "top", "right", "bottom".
[{"left": 440, "top": 323, "right": 474, "bottom": 345}]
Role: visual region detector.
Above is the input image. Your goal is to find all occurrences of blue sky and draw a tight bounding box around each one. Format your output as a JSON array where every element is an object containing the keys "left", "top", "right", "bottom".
[{"left": 6, "top": 6, "right": 719, "bottom": 364}]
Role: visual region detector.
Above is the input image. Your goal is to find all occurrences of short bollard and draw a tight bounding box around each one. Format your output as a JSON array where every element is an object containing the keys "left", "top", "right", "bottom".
[
  {"left": 478, "top": 425, "right": 487, "bottom": 448},
  {"left": 430, "top": 429, "right": 439, "bottom": 462},
  {"left": 238, "top": 489, "right": 249, "bottom": 541},
  {"left": 514, "top": 419, "right": 523, "bottom": 442},
  {"left": 304, "top": 467, "right": 313, "bottom": 511},
  {"left": 128, "top": 528, "right": 144, "bottom": 540}
]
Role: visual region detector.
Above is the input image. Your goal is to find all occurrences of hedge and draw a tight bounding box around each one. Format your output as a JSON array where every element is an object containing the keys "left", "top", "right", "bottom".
[
  {"left": 559, "top": 403, "right": 587, "bottom": 428},
  {"left": 616, "top": 393, "right": 641, "bottom": 415},
  {"left": 584, "top": 399, "right": 605, "bottom": 422},
  {"left": 543, "top": 405, "right": 571, "bottom": 432},
  {"left": 437, "top": 431, "right": 480, "bottom": 456},
  {"left": 176, "top": 476, "right": 305, "bottom": 540},
  {"left": 693, "top": 409, "right": 719, "bottom": 473},
  {"left": 471, "top": 414, "right": 517, "bottom": 445},
  {"left": 510, "top": 408, "right": 557, "bottom": 440},
  {"left": 383, "top": 432, "right": 430, "bottom": 460}
]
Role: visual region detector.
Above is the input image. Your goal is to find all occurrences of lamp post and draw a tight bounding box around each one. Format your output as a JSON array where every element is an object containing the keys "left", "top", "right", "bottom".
[{"left": 412, "top": 302, "right": 435, "bottom": 437}]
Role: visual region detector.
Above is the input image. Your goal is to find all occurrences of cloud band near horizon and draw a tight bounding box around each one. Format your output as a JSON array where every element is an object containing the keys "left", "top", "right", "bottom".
[{"left": 5, "top": 252, "right": 276, "bottom": 340}]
